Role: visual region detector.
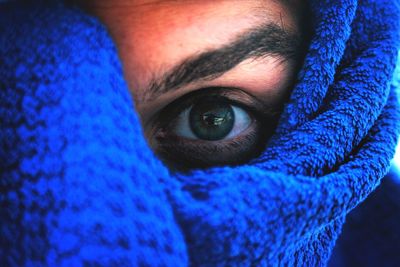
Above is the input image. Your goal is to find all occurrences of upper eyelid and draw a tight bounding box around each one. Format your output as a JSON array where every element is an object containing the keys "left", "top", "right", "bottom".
[{"left": 155, "top": 87, "right": 279, "bottom": 122}]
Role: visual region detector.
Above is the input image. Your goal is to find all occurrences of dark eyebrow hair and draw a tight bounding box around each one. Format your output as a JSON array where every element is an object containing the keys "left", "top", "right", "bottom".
[{"left": 142, "top": 22, "right": 303, "bottom": 102}]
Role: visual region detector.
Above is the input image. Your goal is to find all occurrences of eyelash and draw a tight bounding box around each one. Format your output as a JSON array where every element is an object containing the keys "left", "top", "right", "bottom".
[{"left": 148, "top": 87, "right": 279, "bottom": 170}]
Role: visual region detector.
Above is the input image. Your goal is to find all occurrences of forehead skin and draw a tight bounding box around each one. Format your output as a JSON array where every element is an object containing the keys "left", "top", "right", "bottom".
[{"left": 81, "top": 0, "right": 304, "bottom": 122}]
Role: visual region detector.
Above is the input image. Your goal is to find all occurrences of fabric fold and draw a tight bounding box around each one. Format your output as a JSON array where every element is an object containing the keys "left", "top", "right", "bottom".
[{"left": 1, "top": 0, "right": 399, "bottom": 266}]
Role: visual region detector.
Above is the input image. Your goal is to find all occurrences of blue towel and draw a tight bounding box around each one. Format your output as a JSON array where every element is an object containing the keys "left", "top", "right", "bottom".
[
  {"left": 329, "top": 166, "right": 400, "bottom": 266},
  {"left": 1, "top": 0, "right": 400, "bottom": 266}
]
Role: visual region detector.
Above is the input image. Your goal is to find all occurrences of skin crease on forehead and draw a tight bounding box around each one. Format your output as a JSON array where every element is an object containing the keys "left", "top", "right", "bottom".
[{"left": 81, "top": 0, "right": 303, "bottom": 128}]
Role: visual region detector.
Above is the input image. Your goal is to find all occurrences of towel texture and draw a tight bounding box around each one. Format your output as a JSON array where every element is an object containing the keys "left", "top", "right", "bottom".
[
  {"left": 1, "top": 0, "right": 400, "bottom": 266},
  {"left": 329, "top": 167, "right": 400, "bottom": 266}
]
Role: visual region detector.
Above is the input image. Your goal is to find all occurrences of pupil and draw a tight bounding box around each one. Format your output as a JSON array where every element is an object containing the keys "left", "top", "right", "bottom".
[{"left": 189, "top": 99, "right": 235, "bottom": 141}]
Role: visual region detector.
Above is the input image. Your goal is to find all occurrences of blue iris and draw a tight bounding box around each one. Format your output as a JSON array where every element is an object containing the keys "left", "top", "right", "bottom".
[{"left": 189, "top": 99, "right": 235, "bottom": 141}]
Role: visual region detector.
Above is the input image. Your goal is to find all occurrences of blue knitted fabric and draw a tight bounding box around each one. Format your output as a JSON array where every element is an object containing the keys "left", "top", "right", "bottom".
[{"left": 1, "top": 0, "right": 400, "bottom": 266}]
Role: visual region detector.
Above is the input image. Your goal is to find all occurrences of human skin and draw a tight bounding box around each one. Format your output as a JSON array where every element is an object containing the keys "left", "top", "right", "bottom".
[{"left": 78, "top": 0, "right": 306, "bottom": 168}]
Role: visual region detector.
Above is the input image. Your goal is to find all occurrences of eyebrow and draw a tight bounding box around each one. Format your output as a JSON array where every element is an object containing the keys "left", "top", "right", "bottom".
[{"left": 143, "top": 22, "right": 303, "bottom": 102}]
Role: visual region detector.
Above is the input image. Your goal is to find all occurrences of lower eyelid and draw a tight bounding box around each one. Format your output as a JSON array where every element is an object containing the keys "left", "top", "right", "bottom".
[
  {"left": 165, "top": 125, "right": 256, "bottom": 144},
  {"left": 154, "top": 129, "right": 261, "bottom": 168}
]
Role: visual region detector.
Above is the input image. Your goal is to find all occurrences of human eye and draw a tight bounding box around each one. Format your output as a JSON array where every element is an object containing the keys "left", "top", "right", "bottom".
[{"left": 147, "top": 87, "right": 281, "bottom": 170}]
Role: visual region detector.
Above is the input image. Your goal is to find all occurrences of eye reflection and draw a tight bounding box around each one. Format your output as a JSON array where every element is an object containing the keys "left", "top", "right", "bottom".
[{"left": 148, "top": 87, "right": 281, "bottom": 170}]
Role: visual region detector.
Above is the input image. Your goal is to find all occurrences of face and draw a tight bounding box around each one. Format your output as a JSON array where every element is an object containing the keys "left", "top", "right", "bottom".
[{"left": 79, "top": 0, "right": 306, "bottom": 169}]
